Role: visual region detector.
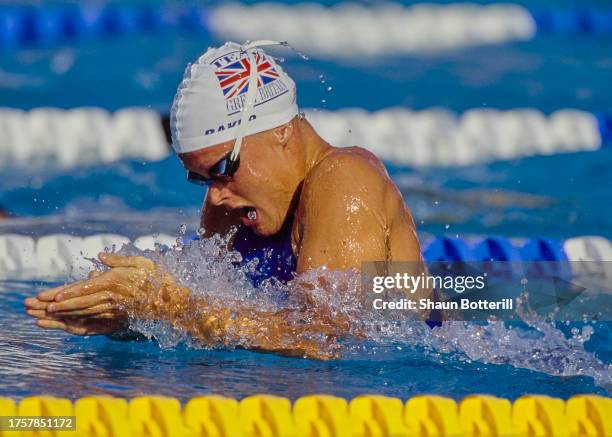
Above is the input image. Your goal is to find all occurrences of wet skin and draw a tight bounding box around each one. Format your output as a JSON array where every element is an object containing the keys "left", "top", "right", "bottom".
[{"left": 24, "top": 116, "right": 428, "bottom": 359}]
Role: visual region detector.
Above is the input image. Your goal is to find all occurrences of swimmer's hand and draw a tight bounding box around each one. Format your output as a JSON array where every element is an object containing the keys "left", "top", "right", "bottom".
[
  {"left": 24, "top": 272, "right": 125, "bottom": 335},
  {"left": 24, "top": 253, "right": 161, "bottom": 333}
]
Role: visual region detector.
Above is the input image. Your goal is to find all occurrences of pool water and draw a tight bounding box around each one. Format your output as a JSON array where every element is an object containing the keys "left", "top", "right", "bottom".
[
  {"left": 1, "top": 0, "right": 612, "bottom": 400},
  {"left": 1, "top": 277, "right": 611, "bottom": 401}
]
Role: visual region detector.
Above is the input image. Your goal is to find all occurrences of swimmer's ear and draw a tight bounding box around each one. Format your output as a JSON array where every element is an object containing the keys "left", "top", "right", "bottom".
[{"left": 272, "top": 121, "right": 294, "bottom": 147}]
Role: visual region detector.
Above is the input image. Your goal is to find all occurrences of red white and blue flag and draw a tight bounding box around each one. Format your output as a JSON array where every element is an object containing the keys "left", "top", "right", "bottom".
[{"left": 214, "top": 52, "right": 280, "bottom": 100}]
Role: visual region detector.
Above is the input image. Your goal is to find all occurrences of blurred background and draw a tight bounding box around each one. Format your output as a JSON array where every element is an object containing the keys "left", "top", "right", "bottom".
[{"left": 1, "top": 0, "right": 611, "bottom": 245}]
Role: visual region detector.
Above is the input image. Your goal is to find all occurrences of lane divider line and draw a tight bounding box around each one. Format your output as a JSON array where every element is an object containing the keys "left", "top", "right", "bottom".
[{"left": 0, "top": 233, "right": 609, "bottom": 278}]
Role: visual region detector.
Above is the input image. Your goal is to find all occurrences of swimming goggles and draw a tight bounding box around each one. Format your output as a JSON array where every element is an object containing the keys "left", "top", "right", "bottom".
[
  {"left": 186, "top": 40, "right": 287, "bottom": 186},
  {"left": 186, "top": 152, "right": 240, "bottom": 186}
]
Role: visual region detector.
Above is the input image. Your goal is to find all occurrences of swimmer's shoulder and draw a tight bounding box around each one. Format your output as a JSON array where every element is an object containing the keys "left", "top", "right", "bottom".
[
  {"left": 305, "top": 146, "right": 389, "bottom": 190},
  {"left": 302, "top": 146, "right": 406, "bottom": 222}
]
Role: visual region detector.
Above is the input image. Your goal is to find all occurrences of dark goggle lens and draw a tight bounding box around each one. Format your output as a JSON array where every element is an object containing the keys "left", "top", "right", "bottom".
[
  {"left": 209, "top": 154, "right": 230, "bottom": 177},
  {"left": 186, "top": 153, "right": 240, "bottom": 186},
  {"left": 186, "top": 171, "right": 210, "bottom": 186}
]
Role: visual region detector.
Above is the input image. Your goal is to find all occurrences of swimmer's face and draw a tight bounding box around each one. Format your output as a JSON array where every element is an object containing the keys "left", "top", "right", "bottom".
[{"left": 179, "top": 121, "right": 302, "bottom": 236}]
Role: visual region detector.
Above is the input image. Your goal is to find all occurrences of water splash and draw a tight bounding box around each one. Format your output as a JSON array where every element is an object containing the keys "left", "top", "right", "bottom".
[{"left": 111, "top": 236, "right": 612, "bottom": 389}]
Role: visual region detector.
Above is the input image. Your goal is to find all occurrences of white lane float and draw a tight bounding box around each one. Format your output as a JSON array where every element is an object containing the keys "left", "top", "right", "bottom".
[
  {"left": 0, "top": 107, "right": 167, "bottom": 168},
  {"left": 210, "top": 3, "right": 536, "bottom": 56}
]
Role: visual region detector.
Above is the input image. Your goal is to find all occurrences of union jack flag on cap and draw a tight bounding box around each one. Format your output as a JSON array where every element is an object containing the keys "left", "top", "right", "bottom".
[{"left": 215, "top": 51, "right": 281, "bottom": 100}]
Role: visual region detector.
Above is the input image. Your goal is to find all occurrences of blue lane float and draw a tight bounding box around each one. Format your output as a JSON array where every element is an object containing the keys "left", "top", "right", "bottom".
[
  {"left": 532, "top": 8, "right": 612, "bottom": 34},
  {"left": 0, "top": 7, "right": 26, "bottom": 49},
  {"left": 597, "top": 113, "right": 612, "bottom": 145},
  {"left": 1, "top": 3, "right": 612, "bottom": 52},
  {"left": 422, "top": 236, "right": 574, "bottom": 263}
]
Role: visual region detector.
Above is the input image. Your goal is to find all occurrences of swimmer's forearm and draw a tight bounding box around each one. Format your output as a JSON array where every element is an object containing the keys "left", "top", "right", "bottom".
[
  {"left": 213, "top": 309, "right": 339, "bottom": 359},
  {"left": 136, "top": 279, "right": 337, "bottom": 359},
  {"left": 190, "top": 306, "right": 338, "bottom": 359}
]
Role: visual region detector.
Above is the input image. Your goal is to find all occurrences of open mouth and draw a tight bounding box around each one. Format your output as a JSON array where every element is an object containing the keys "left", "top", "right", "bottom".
[{"left": 239, "top": 206, "right": 259, "bottom": 227}]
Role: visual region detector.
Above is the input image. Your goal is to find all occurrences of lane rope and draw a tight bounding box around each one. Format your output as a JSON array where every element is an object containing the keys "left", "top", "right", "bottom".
[
  {"left": 0, "top": 232, "right": 609, "bottom": 277},
  {"left": 2, "top": 3, "right": 612, "bottom": 54},
  {"left": 1, "top": 107, "right": 609, "bottom": 168}
]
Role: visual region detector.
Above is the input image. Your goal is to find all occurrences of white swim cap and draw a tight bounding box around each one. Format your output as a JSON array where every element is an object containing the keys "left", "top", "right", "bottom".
[{"left": 170, "top": 41, "right": 298, "bottom": 154}]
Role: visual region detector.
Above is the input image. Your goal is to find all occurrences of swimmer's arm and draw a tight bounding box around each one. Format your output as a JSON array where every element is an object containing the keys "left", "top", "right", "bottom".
[{"left": 139, "top": 278, "right": 338, "bottom": 359}]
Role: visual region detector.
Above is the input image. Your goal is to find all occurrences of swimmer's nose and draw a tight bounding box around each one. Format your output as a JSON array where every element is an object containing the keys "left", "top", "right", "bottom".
[{"left": 207, "top": 184, "right": 234, "bottom": 207}]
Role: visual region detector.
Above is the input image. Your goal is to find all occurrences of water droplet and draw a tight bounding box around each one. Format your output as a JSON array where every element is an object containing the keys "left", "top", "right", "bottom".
[
  {"left": 326, "top": 86, "right": 333, "bottom": 91},
  {"left": 434, "top": 200, "right": 439, "bottom": 205},
  {"left": 321, "top": 99, "right": 326, "bottom": 104},
  {"left": 178, "top": 224, "right": 187, "bottom": 235},
  {"left": 278, "top": 41, "right": 309, "bottom": 60},
  {"left": 444, "top": 224, "right": 450, "bottom": 230}
]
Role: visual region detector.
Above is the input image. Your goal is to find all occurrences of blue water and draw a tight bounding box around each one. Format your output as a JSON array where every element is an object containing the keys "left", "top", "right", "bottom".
[
  {"left": 1, "top": 278, "right": 611, "bottom": 401},
  {"left": 2, "top": 33, "right": 612, "bottom": 113},
  {"left": 1, "top": 0, "right": 612, "bottom": 400}
]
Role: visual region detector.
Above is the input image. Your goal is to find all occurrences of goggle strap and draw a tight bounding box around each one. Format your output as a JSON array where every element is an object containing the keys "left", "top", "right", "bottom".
[
  {"left": 230, "top": 40, "right": 286, "bottom": 162},
  {"left": 229, "top": 49, "right": 256, "bottom": 161}
]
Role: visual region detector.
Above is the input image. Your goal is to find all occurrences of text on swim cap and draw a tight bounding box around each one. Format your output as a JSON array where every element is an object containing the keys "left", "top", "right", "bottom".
[
  {"left": 204, "top": 115, "right": 257, "bottom": 136},
  {"left": 226, "top": 81, "right": 289, "bottom": 115}
]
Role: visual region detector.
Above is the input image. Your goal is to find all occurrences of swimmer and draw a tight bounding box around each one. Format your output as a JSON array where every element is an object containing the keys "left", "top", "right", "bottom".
[{"left": 24, "top": 41, "right": 432, "bottom": 359}]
